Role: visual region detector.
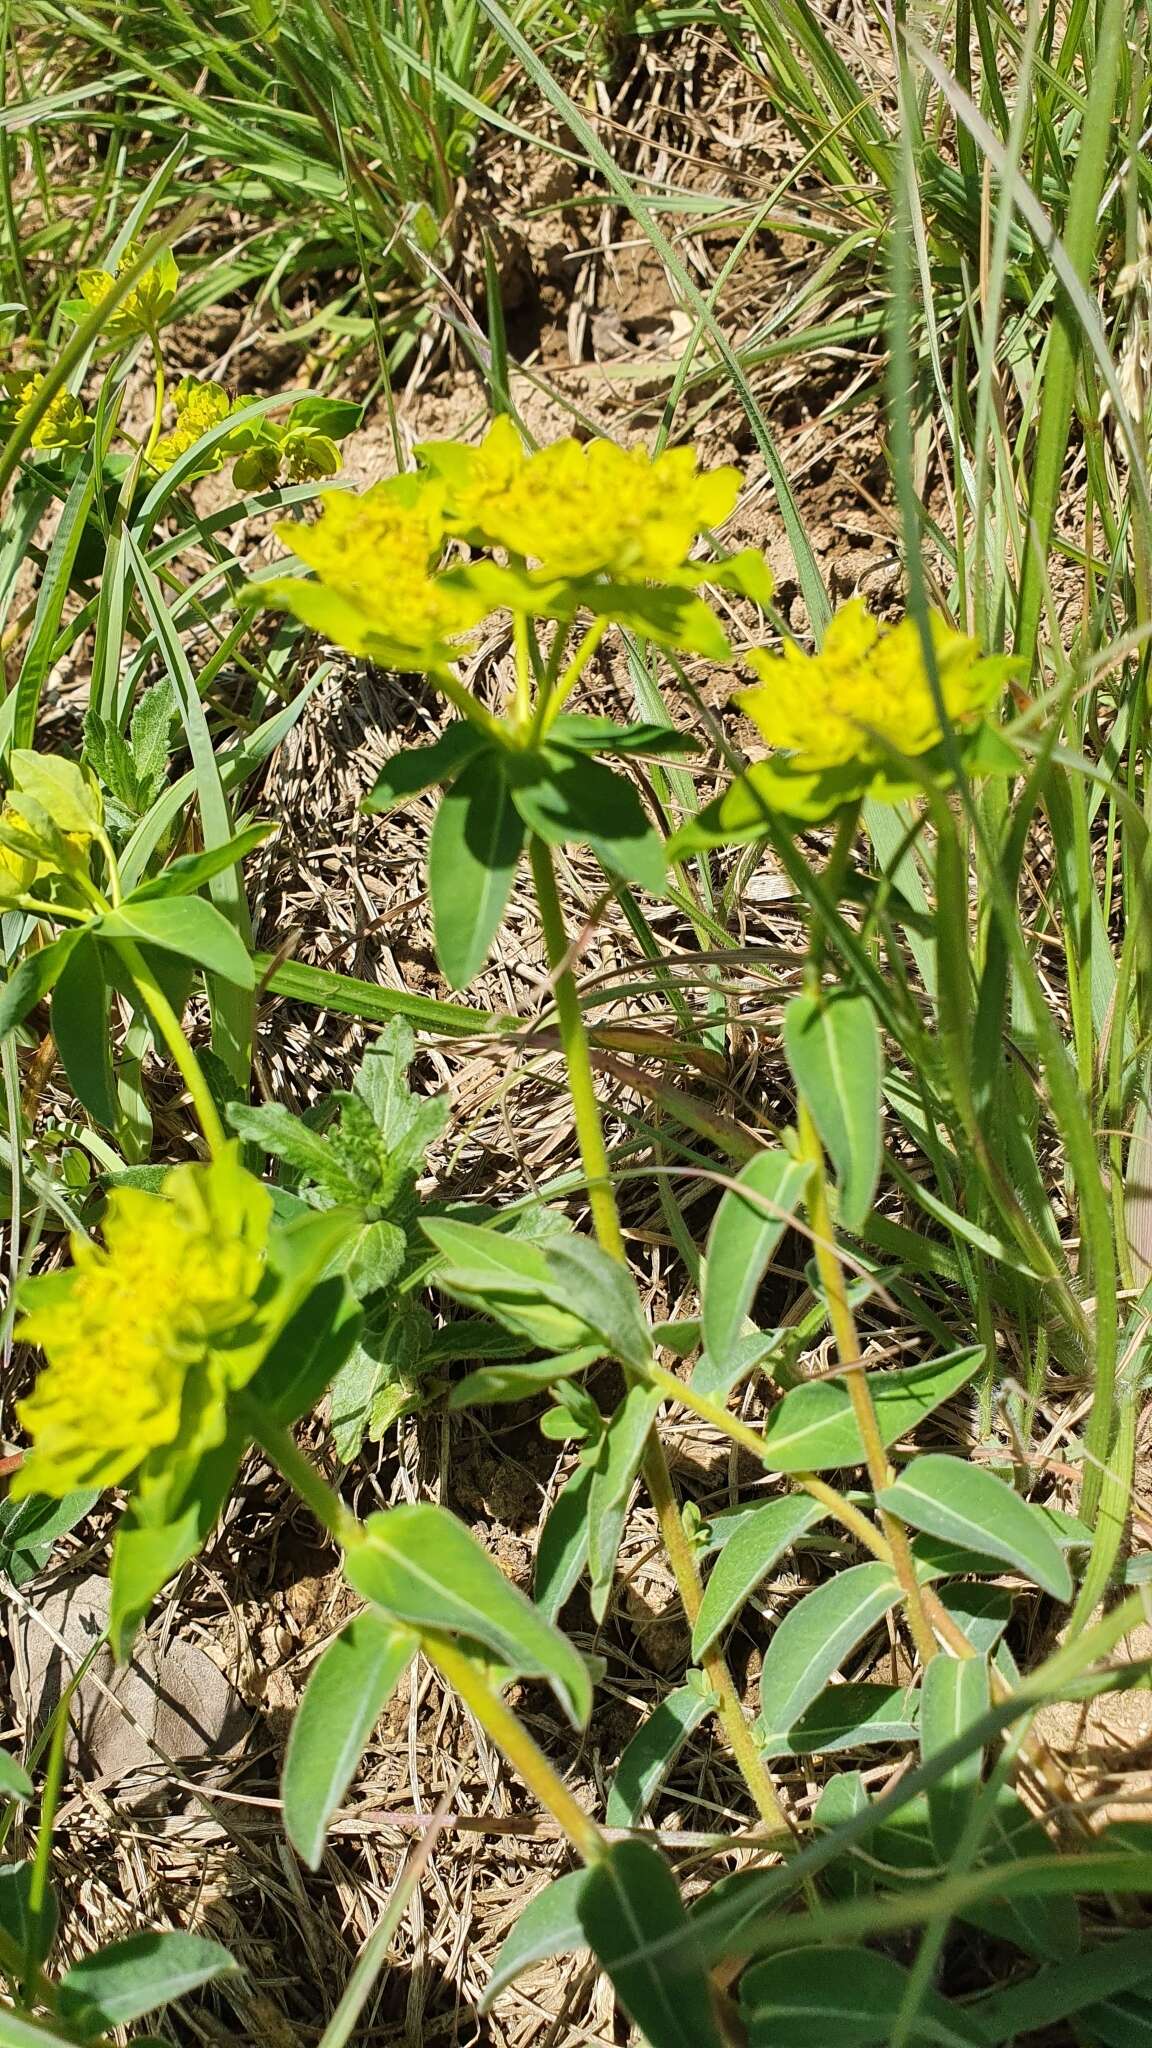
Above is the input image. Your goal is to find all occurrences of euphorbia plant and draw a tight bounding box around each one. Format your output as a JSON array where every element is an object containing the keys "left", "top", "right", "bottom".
[{"left": 7, "top": 419, "right": 1151, "bottom": 2046}]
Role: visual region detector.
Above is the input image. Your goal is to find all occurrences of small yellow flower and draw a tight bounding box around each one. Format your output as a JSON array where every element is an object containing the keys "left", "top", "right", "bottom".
[
  {"left": 12, "top": 1150, "right": 272, "bottom": 1499},
  {"left": 7, "top": 371, "right": 91, "bottom": 453},
  {"left": 264, "top": 474, "right": 484, "bottom": 666},
  {"left": 150, "top": 375, "right": 232, "bottom": 472},
  {"left": 77, "top": 241, "right": 180, "bottom": 343},
  {"left": 421, "top": 419, "right": 740, "bottom": 584},
  {"left": 739, "top": 601, "right": 1001, "bottom": 772}
]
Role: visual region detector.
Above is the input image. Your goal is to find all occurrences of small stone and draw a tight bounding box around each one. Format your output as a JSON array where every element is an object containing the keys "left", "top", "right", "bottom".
[{"left": 11, "top": 1574, "right": 249, "bottom": 1809}]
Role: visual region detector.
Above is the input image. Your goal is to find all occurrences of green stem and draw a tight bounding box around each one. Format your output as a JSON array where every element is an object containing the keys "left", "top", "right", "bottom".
[
  {"left": 23, "top": 1681, "right": 69, "bottom": 2001},
  {"left": 114, "top": 937, "right": 227, "bottom": 1156},
  {"left": 143, "top": 325, "right": 166, "bottom": 462},
  {"left": 240, "top": 1401, "right": 360, "bottom": 1550},
  {"left": 538, "top": 618, "right": 607, "bottom": 736},
  {"left": 528, "top": 834, "right": 626, "bottom": 1259},
  {"left": 527, "top": 833, "right": 792, "bottom": 1835},
  {"left": 796, "top": 1101, "right": 939, "bottom": 1669},
  {"left": 423, "top": 1631, "right": 605, "bottom": 1864}
]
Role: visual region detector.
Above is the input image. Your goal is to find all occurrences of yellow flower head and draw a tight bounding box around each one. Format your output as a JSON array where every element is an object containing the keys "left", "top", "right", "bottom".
[
  {"left": 77, "top": 241, "right": 180, "bottom": 343},
  {"left": 739, "top": 601, "right": 1001, "bottom": 772},
  {"left": 5, "top": 371, "right": 91, "bottom": 453},
  {"left": 13, "top": 1150, "right": 272, "bottom": 1500},
  {"left": 420, "top": 419, "right": 740, "bottom": 585},
  {"left": 150, "top": 376, "right": 232, "bottom": 472},
  {"left": 265, "top": 474, "right": 484, "bottom": 666}
]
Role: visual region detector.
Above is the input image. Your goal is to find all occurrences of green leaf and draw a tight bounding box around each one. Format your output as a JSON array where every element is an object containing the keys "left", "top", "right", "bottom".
[
  {"left": 288, "top": 395, "right": 362, "bottom": 438},
  {"left": 345, "top": 1504, "right": 591, "bottom": 1727},
  {"left": 540, "top": 1234, "right": 653, "bottom": 1374},
  {"left": 282, "top": 1611, "right": 417, "bottom": 1868},
  {"left": 758, "top": 1682, "right": 920, "bottom": 1759},
  {"left": 128, "top": 676, "right": 177, "bottom": 801},
  {"left": 428, "top": 749, "right": 524, "bottom": 988},
  {"left": 605, "top": 1679, "right": 715, "bottom": 1826},
  {"left": 0, "top": 1489, "right": 97, "bottom": 1589},
  {"left": 255, "top": 950, "right": 500, "bottom": 1036},
  {"left": 127, "top": 825, "right": 272, "bottom": 900},
  {"left": 534, "top": 1460, "right": 594, "bottom": 1623},
  {"left": 0, "top": 2015, "right": 83, "bottom": 2047},
  {"left": 227, "top": 1101, "right": 355, "bottom": 1194},
  {"left": 108, "top": 1431, "right": 245, "bottom": 1658},
  {"left": 246, "top": 1272, "right": 362, "bottom": 1428},
  {"left": 691, "top": 1326, "right": 785, "bottom": 1400},
  {"left": 961, "top": 1789, "right": 1083, "bottom": 1961},
  {"left": 740, "top": 1946, "right": 975, "bottom": 2048},
  {"left": 547, "top": 714, "right": 700, "bottom": 758},
  {"left": 362, "top": 722, "right": 489, "bottom": 813},
  {"left": 692, "top": 1496, "right": 825, "bottom": 1660},
  {"left": 97, "top": 895, "right": 256, "bottom": 988},
  {"left": 0, "top": 929, "right": 84, "bottom": 1036},
  {"left": 448, "top": 1345, "right": 604, "bottom": 1410},
  {"left": 577, "top": 1841, "right": 725, "bottom": 2048},
  {"left": 701, "top": 1150, "right": 811, "bottom": 1371},
  {"left": 58, "top": 1932, "right": 237, "bottom": 2035},
  {"left": 921, "top": 1652, "right": 991, "bottom": 1859},
  {"left": 422, "top": 1215, "right": 593, "bottom": 1353},
  {"left": 757, "top": 1347, "right": 983, "bottom": 1473},
  {"left": 756, "top": 1562, "right": 902, "bottom": 1732},
  {"left": 587, "top": 1385, "right": 662, "bottom": 1621},
  {"left": 0, "top": 1859, "right": 56, "bottom": 1967},
  {"left": 707, "top": 547, "right": 776, "bottom": 609},
  {"left": 508, "top": 748, "right": 666, "bottom": 894},
  {"left": 933, "top": 1581, "right": 1012, "bottom": 1657},
  {"left": 0, "top": 1754, "right": 33, "bottom": 1802},
  {"left": 52, "top": 934, "right": 118, "bottom": 1130},
  {"left": 878, "top": 1456, "right": 1073, "bottom": 1601},
  {"left": 481, "top": 1870, "right": 586, "bottom": 2010},
  {"left": 783, "top": 991, "right": 882, "bottom": 1229},
  {"left": 968, "top": 1933, "right": 1152, "bottom": 2042}
]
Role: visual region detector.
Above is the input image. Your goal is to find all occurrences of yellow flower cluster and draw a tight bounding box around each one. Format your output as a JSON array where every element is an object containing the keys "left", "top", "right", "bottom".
[
  {"left": 6, "top": 371, "right": 91, "bottom": 453},
  {"left": 264, "top": 474, "right": 483, "bottom": 667},
  {"left": 13, "top": 1153, "right": 271, "bottom": 1499},
  {"left": 150, "top": 375, "right": 232, "bottom": 473},
  {"left": 78, "top": 241, "right": 180, "bottom": 343},
  {"left": 739, "top": 600, "right": 1000, "bottom": 772},
  {"left": 420, "top": 416, "right": 739, "bottom": 583}
]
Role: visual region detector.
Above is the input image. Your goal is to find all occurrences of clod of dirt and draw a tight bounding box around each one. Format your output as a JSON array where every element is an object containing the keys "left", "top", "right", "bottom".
[{"left": 11, "top": 1575, "right": 249, "bottom": 1808}]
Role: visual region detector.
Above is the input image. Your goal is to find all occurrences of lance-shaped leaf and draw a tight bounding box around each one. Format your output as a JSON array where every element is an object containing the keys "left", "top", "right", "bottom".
[
  {"left": 58, "top": 1932, "right": 237, "bottom": 2035},
  {"left": 577, "top": 1841, "right": 725, "bottom": 2048},
  {"left": 878, "top": 1456, "right": 1072, "bottom": 1601},
  {"left": 428, "top": 748, "right": 524, "bottom": 988},
  {"left": 482, "top": 1871, "right": 587, "bottom": 2011},
  {"left": 783, "top": 990, "right": 882, "bottom": 1229},
  {"left": 692, "top": 1495, "right": 826, "bottom": 1659},
  {"left": 701, "top": 1149, "right": 810, "bottom": 1371},
  {"left": 605, "top": 1677, "right": 716, "bottom": 1826},
  {"left": 921, "top": 1651, "right": 991, "bottom": 1859},
  {"left": 757, "top": 1562, "right": 902, "bottom": 1734},
  {"left": 587, "top": 1385, "right": 661, "bottom": 1621},
  {"left": 757, "top": 1347, "right": 983, "bottom": 1473},
  {"left": 345, "top": 1504, "right": 591, "bottom": 1727},
  {"left": 283, "top": 1611, "right": 417, "bottom": 1867}
]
